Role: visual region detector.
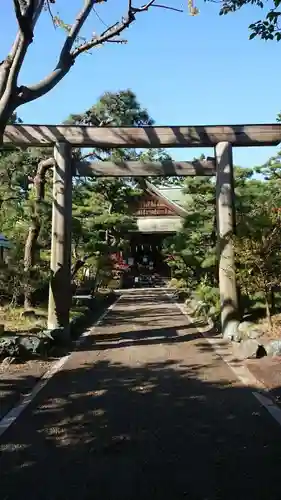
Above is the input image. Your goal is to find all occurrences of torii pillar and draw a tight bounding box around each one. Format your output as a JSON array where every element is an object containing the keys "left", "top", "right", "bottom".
[
  {"left": 215, "top": 141, "right": 240, "bottom": 339},
  {"left": 48, "top": 142, "right": 72, "bottom": 334}
]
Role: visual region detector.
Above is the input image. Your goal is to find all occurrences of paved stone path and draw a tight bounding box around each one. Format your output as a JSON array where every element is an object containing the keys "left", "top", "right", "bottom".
[{"left": 0, "top": 292, "right": 281, "bottom": 499}]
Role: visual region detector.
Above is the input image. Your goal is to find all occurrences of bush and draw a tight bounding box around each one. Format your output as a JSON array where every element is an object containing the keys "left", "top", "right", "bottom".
[
  {"left": 193, "top": 280, "right": 220, "bottom": 321},
  {"left": 0, "top": 263, "right": 25, "bottom": 305},
  {"left": 169, "top": 278, "right": 188, "bottom": 290},
  {"left": 0, "top": 262, "right": 50, "bottom": 307},
  {"left": 0, "top": 330, "right": 53, "bottom": 360},
  {"left": 0, "top": 336, "right": 21, "bottom": 357}
]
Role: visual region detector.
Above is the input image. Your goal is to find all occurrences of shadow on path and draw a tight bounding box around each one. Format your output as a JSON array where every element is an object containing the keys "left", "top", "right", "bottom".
[{"left": 0, "top": 293, "right": 281, "bottom": 499}]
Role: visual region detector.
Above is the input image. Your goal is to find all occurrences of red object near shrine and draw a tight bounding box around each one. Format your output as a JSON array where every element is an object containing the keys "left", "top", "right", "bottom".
[{"left": 111, "top": 253, "right": 129, "bottom": 270}]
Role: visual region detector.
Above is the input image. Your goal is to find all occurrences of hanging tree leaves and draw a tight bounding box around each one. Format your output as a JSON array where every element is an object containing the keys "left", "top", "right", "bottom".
[{"left": 194, "top": 0, "right": 281, "bottom": 41}]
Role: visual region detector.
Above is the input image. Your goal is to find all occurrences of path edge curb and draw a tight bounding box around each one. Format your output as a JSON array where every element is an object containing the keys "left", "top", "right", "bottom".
[
  {"left": 166, "top": 292, "right": 281, "bottom": 429},
  {"left": 0, "top": 296, "right": 122, "bottom": 440}
]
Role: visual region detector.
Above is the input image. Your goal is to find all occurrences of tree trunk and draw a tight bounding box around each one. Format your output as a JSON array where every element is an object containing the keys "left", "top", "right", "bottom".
[
  {"left": 23, "top": 218, "right": 40, "bottom": 309},
  {"left": 0, "top": 1, "right": 46, "bottom": 143},
  {"left": 105, "top": 202, "right": 113, "bottom": 244},
  {"left": 92, "top": 257, "right": 102, "bottom": 293},
  {"left": 270, "top": 287, "right": 276, "bottom": 314},
  {"left": 237, "top": 284, "right": 243, "bottom": 317},
  {"left": 0, "top": 103, "right": 16, "bottom": 145},
  {"left": 265, "top": 293, "right": 273, "bottom": 331},
  {"left": 23, "top": 157, "right": 55, "bottom": 309}
]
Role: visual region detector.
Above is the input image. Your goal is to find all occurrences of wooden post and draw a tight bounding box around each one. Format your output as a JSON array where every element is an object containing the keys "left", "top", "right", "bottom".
[
  {"left": 215, "top": 142, "right": 240, "bottom": 339},
  {"left": 48, "top": 143, "right": 72, "bottom": 333}
]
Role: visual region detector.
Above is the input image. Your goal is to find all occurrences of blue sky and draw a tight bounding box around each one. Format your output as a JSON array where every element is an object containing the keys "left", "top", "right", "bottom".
[{"left": 1, "top": 0, "right": 280, "bottom": 167}]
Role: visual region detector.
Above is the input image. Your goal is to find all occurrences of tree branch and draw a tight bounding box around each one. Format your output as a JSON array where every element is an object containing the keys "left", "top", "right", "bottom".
[
  {"left": 150, "top": 4, "right": 183, "bottom": 12},
  {"left": 60, "top": 0, "right": 96, "bottom": 62},
  {"left": 72, "top": 0, "right": 157, "bottom": 57},
  {"left": 0, "top": 36, "right": 31, "bottom": 117},
  {"left": 71, "top": 252, "right": 97, "bottom": 279},
  {"left": 13, "top": 0, "right": 35, "bottom": 42},
  {"left": 17, "top": 0, "right": 163, "bottom": 104},
  {"left": 81, "top": 151, "right": 104, "bottom": 161},
  {"left": 0, "top": 34, "right": 23, "bottom": 99},
  {"left": 131, "top": 0, "right": 157, "bottom": 13},
  {"left": 0, "top": 0, "right": 45, "bottom": 114},
  {"left": 33, "top": 157, "right": 55, "bottom": 200},
  {"left": 17, "top": 0, "right": 96, "bottom": 104}
]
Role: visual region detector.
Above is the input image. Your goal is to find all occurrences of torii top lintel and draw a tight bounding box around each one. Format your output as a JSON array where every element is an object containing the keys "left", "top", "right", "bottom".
[{"left": 3, "top": 123, "right": 281, "bottom": 148}]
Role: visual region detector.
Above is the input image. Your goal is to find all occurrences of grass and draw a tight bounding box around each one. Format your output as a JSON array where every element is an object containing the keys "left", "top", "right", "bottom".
[
  {"left": 0, "top": 306, "right": 48, "bottom": 335},
  {"left": 0, "top": 291, "right": 111, "bottom": 337},
  {"left": 0, "top": 304, "right": 90, "bottom": 336}
]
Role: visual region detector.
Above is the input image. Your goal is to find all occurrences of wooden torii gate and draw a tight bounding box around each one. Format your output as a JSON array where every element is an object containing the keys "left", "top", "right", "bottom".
[{"left": 3, "top": 123, "right": 281, "bottom": 339}]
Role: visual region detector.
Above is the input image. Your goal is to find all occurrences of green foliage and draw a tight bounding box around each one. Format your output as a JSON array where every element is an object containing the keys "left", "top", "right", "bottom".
[
  {"left": 66, "top": 89, "right": 182, "bottom": 187},
  {"left": 3, "top": 87, "right": 281, "bottom": 336},
  {"left": 69, "top": 89, "right": 181, "bottom": 289},
  {"left": 164, "top": 175, "right": 216, "bottom": 290},
  {"left": 165, "top": 163, "right": 281, "bottom": 325},
  {"left": 0, "top": 111, "right": 51, "bottom": 302},
  {"left": 65, "top": 90, "right": 154, "bottom": 128},
  {"left": 0, "top": 263, "right": 25, "bottom": 305},
  {"left": 255, "top": 148, "right": 281, "bottom": 186},
  {"left": 234, "top": 203, "right": 281, "bottom": 325},
  {"left": 201, "top": 0, "right": 281, "bottom": 41},
  {"left": 248, "top": 1, "right": 281, "bottom": 41},
  {"left": 193, "top": 279, "right": 220, "bottom": 321},
  {"left": 169, "top": 277, "right": 189, "bottom": 290},
  {"left": 0, "top": 89, "right": 182, "bottom": 303}
]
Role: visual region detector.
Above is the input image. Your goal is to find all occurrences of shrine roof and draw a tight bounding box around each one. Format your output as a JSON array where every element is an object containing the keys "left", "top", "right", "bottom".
[
  {"left": 157, "top": 187, "right": 191, "bottom": 209},
  {"left": 144, "top": 181, "right": 190, "bottom": 217}
]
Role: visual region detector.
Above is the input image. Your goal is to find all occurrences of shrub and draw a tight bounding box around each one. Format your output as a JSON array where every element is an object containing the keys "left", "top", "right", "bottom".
[{"left": 193, "top": 279, "right": 220, "bottom": 321}]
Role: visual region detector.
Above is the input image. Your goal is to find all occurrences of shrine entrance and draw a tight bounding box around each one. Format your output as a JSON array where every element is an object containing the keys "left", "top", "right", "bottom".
[
  {"left": 4, "top": 122, "right": 281, "bottom": 339},
  {"left": 128, "top": 232, "right": 170, "bottom": 277}
]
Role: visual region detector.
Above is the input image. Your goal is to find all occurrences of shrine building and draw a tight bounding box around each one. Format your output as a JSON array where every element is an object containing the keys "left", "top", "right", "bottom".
[{"left": 122, "top": 181, "right": 188, "bottom": 280}]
